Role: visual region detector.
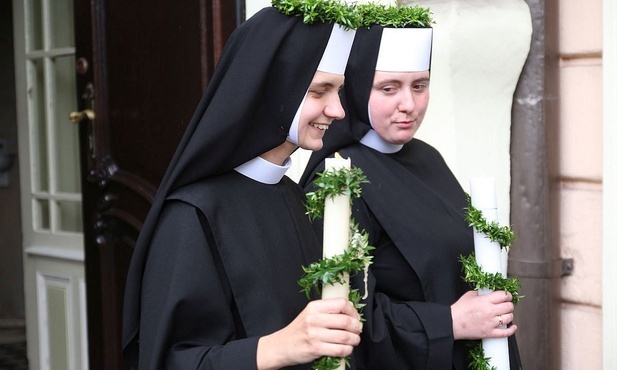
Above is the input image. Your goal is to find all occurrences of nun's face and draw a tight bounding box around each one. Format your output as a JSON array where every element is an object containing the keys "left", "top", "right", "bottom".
[
  {"left": 297, "top": 71, "right": 346, "bottom": 151},
  {"left": 369, "top": 70, "right": 430, "bottom": 145}
]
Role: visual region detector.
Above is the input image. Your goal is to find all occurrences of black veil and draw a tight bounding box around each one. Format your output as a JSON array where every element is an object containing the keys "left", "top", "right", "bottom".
[{"left": 122, "top": 7, "right": 338, "bottom": 365}]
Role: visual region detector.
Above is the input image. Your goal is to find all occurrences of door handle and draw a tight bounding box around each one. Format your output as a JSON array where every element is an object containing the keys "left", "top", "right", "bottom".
[{"left": 69, "top": 109, "right": 95, "bottom": 123}]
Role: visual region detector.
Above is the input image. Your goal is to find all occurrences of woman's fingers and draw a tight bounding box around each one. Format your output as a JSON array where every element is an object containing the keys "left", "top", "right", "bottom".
[
  {"left": 452, "top": 290, "right": 519, "bottom": 340},
  {"left": 491, "top": 323, "right": 518, "bottom": 338},
  {"left": 306, "top": 299, "right": 363, "bottom": 336},
  {"left": 310, "top": 297, "right": 361, "bottom": 319}
]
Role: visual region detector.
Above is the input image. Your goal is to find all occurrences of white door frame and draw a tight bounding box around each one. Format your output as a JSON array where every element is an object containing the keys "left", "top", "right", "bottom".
[{"left": 12, "top": 0, "right": 88, "bottom": 368}]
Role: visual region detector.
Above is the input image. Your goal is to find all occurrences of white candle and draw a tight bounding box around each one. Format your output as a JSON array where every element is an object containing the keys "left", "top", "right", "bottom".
[
  {"left": 322, "top": 154, "right": 351, "bottom": 300},
  {"left": 469, "top": 177, "right": 503, "bottom": 275},
  {"left": 469, "top": 176, "right": 510, "bottom": 369},
  {"left": 321, "top": 154, "right": 351, "bottom": 370}
]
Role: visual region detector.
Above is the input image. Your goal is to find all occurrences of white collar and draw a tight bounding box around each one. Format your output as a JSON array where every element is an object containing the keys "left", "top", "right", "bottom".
[
  {"left": 359, "top": 129, "right": 403, "bottom": 154},
  {"left": 234, "top": 156, "right": 291, "bottom": 184}
]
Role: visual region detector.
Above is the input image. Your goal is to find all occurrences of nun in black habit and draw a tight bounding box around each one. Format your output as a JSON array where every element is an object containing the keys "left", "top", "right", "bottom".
[
  {"left": 300, "top": 21, "right": 523, "bottom": 369},
  {"left": 121, "top": 4, "right": 364, "bottom": 369}
]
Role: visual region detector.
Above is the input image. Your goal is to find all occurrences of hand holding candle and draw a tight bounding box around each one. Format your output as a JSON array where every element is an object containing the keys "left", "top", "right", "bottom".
[{"left": 301, "top": 153, "right": 371, "bottom": 370}]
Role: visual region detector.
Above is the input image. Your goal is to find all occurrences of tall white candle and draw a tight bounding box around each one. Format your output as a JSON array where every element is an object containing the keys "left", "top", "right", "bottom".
[
  {"left": 469, "top": 176, "right": 510, "bottom": 369},
  {"left": 322, "top": 154, "right": 352, "bottom": 300},
  {"left": 322, "top": 154, "right": 351, "bottom": 370}
]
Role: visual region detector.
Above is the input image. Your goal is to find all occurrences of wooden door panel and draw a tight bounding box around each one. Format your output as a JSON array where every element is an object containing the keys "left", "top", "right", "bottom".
[{"left": 73, "top": 1, "right": 240, "bottom": 368}]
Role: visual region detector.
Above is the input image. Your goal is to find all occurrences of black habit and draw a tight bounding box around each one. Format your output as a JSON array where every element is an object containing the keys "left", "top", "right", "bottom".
[
  {"left": 304, "top": 139, "right": 522, "bottom": 369},
  {"left": 139, "top": 173, "right": 323, "bottom": 369},
  {"left": 300, "top": 24, "right": 522, "bottom": 370},
  {"left": 122, "top": 6, "right": 346, "bottom": 369}
]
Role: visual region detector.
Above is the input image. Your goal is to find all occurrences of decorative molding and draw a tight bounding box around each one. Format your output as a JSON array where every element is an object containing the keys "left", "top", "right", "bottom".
[
  {"left": 87, "top": 155, "right": 156, "bottom": 247},
  {"left": 25, "top": 246, "right": 85, "bottom": 262},
  {"left": 36, "top": 273, "right": 72, "bottom": 370},
  {"left": 87, "top": 155, "right": 118, "bottom": 188}
]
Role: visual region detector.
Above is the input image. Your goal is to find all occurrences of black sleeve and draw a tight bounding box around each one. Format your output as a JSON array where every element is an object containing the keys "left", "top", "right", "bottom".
[
  {"left": 138, "top": 200, "right": 259, "bottom": 370},
  {"left": 351, "top": 198, "right": 457, "bottom": 369},
  {"left": 353, "top": 272, "right": 456, "bottom": 369}
]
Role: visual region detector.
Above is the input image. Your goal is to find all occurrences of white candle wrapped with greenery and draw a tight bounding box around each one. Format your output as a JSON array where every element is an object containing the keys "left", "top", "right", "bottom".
[
  {"left": 301, "top": 154, "right": 373, "bottom": 370},
  {"left": 461, "top": 177, "right": 522, "bottom": 370}
]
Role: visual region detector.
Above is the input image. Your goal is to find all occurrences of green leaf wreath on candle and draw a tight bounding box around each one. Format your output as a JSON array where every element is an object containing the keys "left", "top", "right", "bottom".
[
  {"left": 300, "top": 165, "right": 373, "bottom": 370},
  {"left": 460, "top": 195, "right": 523, "bottom": 370}
]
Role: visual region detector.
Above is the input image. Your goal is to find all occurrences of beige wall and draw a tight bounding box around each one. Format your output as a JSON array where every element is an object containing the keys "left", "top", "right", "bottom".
[{"left": 556, "top": 0, "right": 603, "bottom": 368}]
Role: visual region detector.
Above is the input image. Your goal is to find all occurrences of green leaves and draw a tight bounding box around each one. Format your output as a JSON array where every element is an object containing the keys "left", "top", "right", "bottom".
[
  {"left": 272, "top": 0, "right": 362, "bottom": 29},
  {"left": 271, "top": 0, "right": 434, "bottom": 29},
  {"left": 459, "top": 254, "right": 522, "bottom": 305},
  {"left": 299, "top": 222, "right": 374, "bottom": 300},
  {"left": 305, "top": 166, "right": 368, "bottom": 221},
  {"left": 460, "top": 195, "right": 522, "bottom": 304},
  {"left": 301, "top": 165, "right": 373, "bottom": 370},
  {"left": 460, "top": 193, "right": 522, "bottom": 303},
  {"left": 357, "top": 3, "right": 434, "bottom": 28},
  {"left": 312, "top": 356, "right": 347, "bottom": 370},
  {"left": 468, "top": 343, "right": 497, "bottom": 370},
  {"left": 465, "top": 194, "right": 516, "bottom": 249}
]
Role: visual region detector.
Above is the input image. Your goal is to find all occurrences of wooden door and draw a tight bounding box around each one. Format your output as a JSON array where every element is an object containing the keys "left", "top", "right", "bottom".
[{"left": 72, "top": 1, "right": 240, "bottom": 368}]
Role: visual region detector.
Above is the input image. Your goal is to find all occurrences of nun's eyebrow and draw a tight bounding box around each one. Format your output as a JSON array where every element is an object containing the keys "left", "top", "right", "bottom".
[
  {"left": 309, "top": 79, "right": 345, "bottom": 91},
  {"left": 309, "top": 81, "right": 336, "bottom": 89},
  {"left": 374, "top": 77, "right": 430, "bottom": 86}
]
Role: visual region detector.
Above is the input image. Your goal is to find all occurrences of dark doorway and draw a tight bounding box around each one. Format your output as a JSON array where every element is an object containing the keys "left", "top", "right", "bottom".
[
  {"left": 0, "top": 0, "right": 27, "bottom": 368},
  {"left": 72, "top": 1, "right": 242, "bottom": 368}
]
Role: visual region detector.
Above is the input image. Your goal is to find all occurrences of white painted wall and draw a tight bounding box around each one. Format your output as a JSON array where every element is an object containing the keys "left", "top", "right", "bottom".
[
  {"left": 246, "top": 0, "right": 270, "bottom": 18},
  {"left": 411, "top": 0, "right": 531, "bottom": 225}
]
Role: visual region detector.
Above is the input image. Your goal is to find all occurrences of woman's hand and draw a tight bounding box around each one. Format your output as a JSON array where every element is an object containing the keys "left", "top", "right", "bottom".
[
  {"left": 451, "top": 290, "right": 517, "bottom": 340},
  {"left": 256, "top": 297, "right": 363, "bottom": 370}
]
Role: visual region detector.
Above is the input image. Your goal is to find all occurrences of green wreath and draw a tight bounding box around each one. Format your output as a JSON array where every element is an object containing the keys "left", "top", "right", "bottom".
[{"left": 272, "top": 0, "right": 434, "bottom": 29}]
